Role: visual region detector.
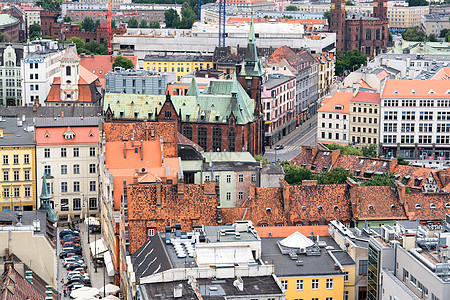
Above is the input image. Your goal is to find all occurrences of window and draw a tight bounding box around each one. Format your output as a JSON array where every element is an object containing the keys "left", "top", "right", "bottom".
[
  {"left": 44, "top": 165, "right": 51, "bottom": 175},
  {"left": 13, "top": 187, "right": 19, "bottom": 198},
  {"left": 89, "top": 198, "right": 97, "bottom": 210},
  {"left": 411, "top": 275, "right": 417, "bottom": 285},
  {"left": 13, "top": 155, "right": 18, "bottom": 164},
  {"left": 24, "top": 170, "right": 30, "bottom": 181},
  {"left": 344, "top": 291, "right": 349, "bottom": 300},
  {"left": 312, "top": 279, "right": 319, "bottom": 290},
  {"left": 403, "top": 268, "right": 409, "bottom": 280},
  {"left": 239, "top": 174, "right": 244, "bottom": 182},
  {"left": 3, "top": 187, "right": 9, "bottom": 198},
  {"left": 3, "top": 155, "right": 8, "bottom": 165},
  {"left": 326, "top": 298, "right": 333, "bottom": 300},
  {"left": 90, "top": 147, "right": 96, "bottom": 157},
  {"left": 280, "top": 280, "right": 288, "bottom": 291},
  {"left": 73, "top": 164, "right": 80, "bottom": 174},
  {"left": 66, "top": 66, "right": 71, "bottom": 76},
  {"left": 73, "top": 198, "right": 81, "bottom": 211},
  {"left": 344, "top": 271, "right": 349, "bottom": 282},
  {"left": 24, "top": 154, "right": 29, "bottom": 164},
  {"left": 359, "top": 260, "right": 368, "bottom": 275},
  {"left": 89, "top": 164, "right": 96, "bottom": 173},
  {"left": 182, "top": 125, "right": 193, "bottom": 141},
  {"left": 226, "top": 175, "right": 231, "bottom": 183},
  {"left": 251, "top": 174, "right": 256, "bottom": 182},
  {"left": 212, "top": 127, "right": 222, "bottom": 151},
  {"left": 432, "top": 294, "right": 440, "bottom": 300},
  {"left": 60, "top": 148, "right": 67, "bottom": 158},
  {"left": 197, "top": 127, "right": 207, "bottom": 150},
  {"left": 326, "top": 278, "right": 333, "bottom": 289},
  {"left": 73, "top": 181, "right": 80, "bottom": 192},
  {"left": 164, "top": 110, "right": 172, "bottom": 119},
  {"left": 205, "top": 175, "right": 210, "bottom": 181},
  {"left": 90, "top": 181, "right": 96, "bottom": 191},
  {"left": 73, "top": 148, "right": 79, "bottom": 157},
  {"left": 227, "top": 128, "right": 236, "bottom": 152},
  {"left": 61, "top": 165, "right": 67, "bottom": 175},
  {"left": 226, "top": 192, "right": 231, "bottom": 200},
  {"left": 44, "top": 148, "right": 50, "bottom": 158},
  {"left": 296, "top": 279, "right": 303, "bottom": 290},
  {"left": 61, "top": 199, "right": 69, "bottom": 211},
  {"left": 3, "top": 171, "right": 8, "bottom": 182},
  {"left": 61, "top": 182, "right": 68, "bottom": 193},
  {"left": 238, "top": 192, "right": 244, "bottom": 200},
  {"left": 148, "top": 228, "right": 155, "bottom": 236},
  {"left": 24, "top": 187, "right": 31, "bottom": 197}
]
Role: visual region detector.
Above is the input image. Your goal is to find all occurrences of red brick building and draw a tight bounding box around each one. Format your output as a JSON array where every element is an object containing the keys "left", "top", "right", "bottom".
[{"left": 330, "top": 0, "right": 389, "bottom": 57}]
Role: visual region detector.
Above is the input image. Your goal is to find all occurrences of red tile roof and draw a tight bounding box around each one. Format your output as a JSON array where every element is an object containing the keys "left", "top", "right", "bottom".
[
  {"left": 403, "top": 189, "right": 450, "bottom": 221},
  {"left": 382, "top": 79, "right": 450, "bottom": 99},
  {"left": 351, "top": 91, "right": 380, "bottom": 103},
  {"left": 36, "top": 126, "right": 99, "bottom": 145},
  {"left": 318, "top": 91, "right": 352, "bottom": 113},
  {"left": 255, "top": 226, "right": 330, "bottom": 238}
]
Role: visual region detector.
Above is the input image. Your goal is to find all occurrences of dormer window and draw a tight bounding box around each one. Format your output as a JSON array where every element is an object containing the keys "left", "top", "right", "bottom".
[
  {"left": 368, "top": 204, "right": 374, "bottom": 209},
  {"left": 446, "top": 203, "right": 450, "bottom": 209},
  {"left": 410, "top": 89, "right": 417, "bottom": 95},
  {"left": 334, "top": 105, "right": 343, "bottom": 111},
  {"left": 64, "top": 132, "right": 74, "bottom": 140},
  {"left": 301, "top": 206, "right": 306, "bottom": 211},
  {"left": 390, "top": 204, "right": 395, "bottom": 209},
  {"left": 318, "top": 205, "right": 323, "bottom": 210},
  {"left": 430, "top": 203, "right": 436, "bottom": 209},
  {"left": 415, "top": 204, "right": 421, "bottom": 209}
]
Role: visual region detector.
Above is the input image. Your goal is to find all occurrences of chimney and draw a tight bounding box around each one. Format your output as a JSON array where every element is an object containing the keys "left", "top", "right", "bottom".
[
  {"left": 402, "top": 233, "right": 416, "bottom": 251},
  {"left": 331, "top": 148, "right": 341, "bottom": 165},
  {"left": 32, "top": 104, "right": 37, "bottom": 112},
  {"left": 174, "top": 283, "right": 183, "bottom": 298},
  {"left": 110, "top": 54, "right": 113, "bottom": 62},
  {"left": 140, "top": 140, "right": 143, "bottom": 161},
  {"left": 280, "top": 179, "right": 290, "bottom": 213},
  {"left": 177, "top": 179, "right": 184, "bottom": 197},
  {"left": 347, "top": 177, "right": 359, "bottom": 218},
  {"left": 256, "top": 164, "right": 262, "bottom": 187},
  {"left": 91, "top": 54, "right": 94, "bottom": 60},
  {"left": 123, "top": 140, "right": 127, "bottom": 158},
  {"left": 133, "top": 176, "right": 138, "bottom": 184},
  {"left": 165, "top": 226, "right": 171, "bottom": 244},
  {"left": 175, "top": 223, "right": 181, "bottom": 237},
  {"left": 233, "top": 277, "right": 244, "bottom": 292},
  {"left": 61, "top": 111, "right": 64, "bottom": 118},
  {"left": 156, "top": 180, "right": 162, "bottom": 208}
]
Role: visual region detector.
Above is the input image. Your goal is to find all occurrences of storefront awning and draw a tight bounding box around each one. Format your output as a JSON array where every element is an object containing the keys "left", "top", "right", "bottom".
[
  {"left": 104, "top": 250, "right": 115, "bottom": 277},
  {"left": 89, "top": 239, "right": 107, "bottom": 258}
]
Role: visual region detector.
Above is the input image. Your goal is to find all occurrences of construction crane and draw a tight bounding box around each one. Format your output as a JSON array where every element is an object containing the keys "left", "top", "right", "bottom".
[
  {"left": 218, "top": 0, "right": 225, "bottom": 47},
  {"left": 197, "top": 0, "right": 201, "bottom": 21},
  {"left": 107, "top": 0, "right": 112, "bottom": 54}
]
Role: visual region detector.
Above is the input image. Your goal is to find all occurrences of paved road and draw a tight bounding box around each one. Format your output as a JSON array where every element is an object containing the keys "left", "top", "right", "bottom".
[{"left": 264, "top": 114, "right": 317, "bottom": 162}]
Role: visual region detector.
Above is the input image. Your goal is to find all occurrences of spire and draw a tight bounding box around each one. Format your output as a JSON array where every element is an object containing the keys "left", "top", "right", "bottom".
[
  {"left": 239, "top": 18, "right": 263, "bottom": 78},
  {"left": 187, "top": 77, "right": 200, "bottom": 97},
  {"left": 39, "top": 174, "right": 58, "bottom": 223},
  {"left": 39, "top": 174, "right": 51, "bottom": 202}
]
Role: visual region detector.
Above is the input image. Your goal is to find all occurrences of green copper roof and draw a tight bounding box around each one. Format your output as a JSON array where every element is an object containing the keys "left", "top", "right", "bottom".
[
  {"left": 40, "top": 174, "right": 51, "bottom": 201},
  {"left": 187, "top": 77, "right": 200, "bottom": 97},
  {"left": 104, "top": 79, "right": 256, "bottom": 125},
  {"left": 240, "top": 18, "right": 263, "bottom": 78},
  {"left": 39, "top": 174, "right": 58, "bottom": 223}
]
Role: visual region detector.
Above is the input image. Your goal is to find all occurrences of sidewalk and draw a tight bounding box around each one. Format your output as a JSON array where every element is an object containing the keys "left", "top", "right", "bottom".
[{"left": 267, "top": 114, "right": 317, "bottom": 149}]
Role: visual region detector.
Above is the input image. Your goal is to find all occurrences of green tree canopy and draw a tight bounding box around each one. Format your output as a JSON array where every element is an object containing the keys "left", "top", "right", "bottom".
[
  {"left": 127, "top": 17, "right": 139, "bottom": 28},
  {"left": 439, "top": 29, "right": 449, "bottom": 38},
  {"left": 84, "top": 41, "right": 107, "bottom": 55},
  {"left": 361, "top": 175, "right": 395, "bottom": 186},
  {"left": 178, "top": 2, "right": 196, "bottom": 29},
  {"left": 324, "top": 10, "right": 331, "bottom": 25},
  {"left": 335, "top": 49, "right": 367, "bottom": 75},
  {"left": 81, "top": 17, "right": 97, "bottom": 32},
  {"left": 316, "top": 167, "right": 352, "bottom": 185},
  {"left": 255, "top": 155, "right": 271, "bottom": 165},
  {"left": 63, "top": 16, "right": 72, "bottom": 23},
  {"left": 0, "top": 33, "right": 9, "bottom": 43},
  {"left": 428, "top": 33, "right": 438, "bottom": 42},
  {"left": 36, "top": 0, "right": 62, "bottom": 11},
  {"left": 164, "top": 8, "right": 180, "bottom": 28},
  {"left": 345, "top": 0, "right": 355, "bottom": 5},
  {"left": 148, "top": 21, "right": 161, "bottom": 28},
  {"left": 282, "top": 163, "right": 313, "bottom": 185},
  {"left": 140, "top": 20, "right": 148, "bottom": 28},
  {"left": 285, "top": 5, "right": 298, "bottom": 11},
  {"left": 407, "top": 0, "right": 429, "bottom": 5},
  {"left": 65, "top": 37, "right": 85, "bottom": 52},
  {"left": 29, "top": 24, "right": 42, "bottom": 40},
  {"left": 327, "top": 143, "right": 363, "bottom": 156},
  {"left": 402, "top": 27, "right": 426, "bottom": 41},
  {"left": 112, "top": 56, "right": 135, "bottom": 70},
  {"left": 397, "top": 156, "right": 410, "bottom": 165},
  {"left": 361, "top": 144, "right": 377, "bottom": 158}
]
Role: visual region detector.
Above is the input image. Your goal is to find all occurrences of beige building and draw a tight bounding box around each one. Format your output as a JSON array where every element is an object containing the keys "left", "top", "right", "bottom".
[
  {"left": 22, "top": 6, "right": 43, "bottom": 28},
  {"left": 349, "top": 91, "right": 381, "bottom": 148},
  {"left": 422, "top": 14, "right": 450, "bottom": 36},
  {"left": 388, "top": 5, "right": 429, "bottom": 30},
  {"left": 316, "top": 52, "right": 335, "bottom": 98}
]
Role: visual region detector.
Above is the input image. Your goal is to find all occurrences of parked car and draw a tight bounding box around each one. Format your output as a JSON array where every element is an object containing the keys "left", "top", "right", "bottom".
[
  {"left": 67, "top": 282, "right": 84, "bottom": 291},
  {"left": 73, "top": 267, "right": 87, "bottom": 273},
  {"left": 66, "top": 263, "right": 87, "bottom": 271},
  {"left": 275, "top": 144, "right": 284, "bottom": 150}
]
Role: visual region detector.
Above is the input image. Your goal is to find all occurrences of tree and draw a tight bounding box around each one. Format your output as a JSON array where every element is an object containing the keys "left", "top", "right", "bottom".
[
  {"left": 0, "top": 33, "right": 9, "bottom": 43},
  {"left": 283, "top": 163, "right": 313, "bottom": 185},
  {"left": 389, "top": 32, "right": 393, "bottom": 42},
  {"left": 84, "top": 41, "right": 107, "bottom": 55},
  {"left": 65, "top": 37, "right": 85, "bottom": 53},
  {"left": 324, "top": 10, "right": 331, "bottom": 25},
  {"left": 140, "top": 20, "right": 148, "bottom": 28},
  {"left": 335, "top": 49, "right": 367, "bottom": 76},
  {"left": 402, "top": 27, "right": 426, "bottom": 41},
  {"left": 112, "top": 56, "right": 135, "bottom": 70},
  {"left": 439, "top": 29, "right": 449, "bottom": 38},
  {"left": 29, "top": 24, "right": 41, "bottom": 40},
  {"left": 36, "top": 0, "right": 62, "bottom": 11},
  {"left": 81, "top": 17, "right": 96, "bottom": 32},
  {"left": 63, "top": 16, "right": 72, "bottom": 23},
  {"left": 255, "top": 155, "right": 271, "bottom": 165},
  {"left": 361, "top": 144, "right": 377, "bottom": 158},
  {"left": 315, "top": 167, "right": 352, "bottom": 185},
  {"left": 327, "top": 143, "right": 363, "bottom": 156},
  {"left": 361, "top": 175, "right": 395, "bottom": 186},
  {"left": 428, "top": 33, "right": 438, "bottom": 42},
  {"left": 148, "top": 21, "right": 161, "bottom": 28},
  {"left": 127, "top": 17, "right": 139, "bottom": 28},
  {"left": 178, "top": 2, "right": 196, "bottom": 29},
  {"left": 345, "top": 0, "right": 355, "bottom": 5},
  {"left": 407, "top": 0, "right": 429, "bottom": 5},
  {"left": 285, "top": 5, "right": 298, "bottom": 11},
  {"left": 397, "top": 156, "right": 410, "bottom": 165},
  {"left": 164, "top": 8, "right": 180, "bottom": 28}
]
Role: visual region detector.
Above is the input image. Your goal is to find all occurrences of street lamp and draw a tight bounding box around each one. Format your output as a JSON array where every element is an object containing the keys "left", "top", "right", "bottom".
[{"left": 94, "top": 249, "right": 109, "bottom": 297}]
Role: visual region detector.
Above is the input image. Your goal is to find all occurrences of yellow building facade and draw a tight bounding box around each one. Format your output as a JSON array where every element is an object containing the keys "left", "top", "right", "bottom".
[
  {"left": 278, "top": 274, "right": 345, "bottom": 300},
  {"left": 0, "top": 119, "right": 37, "bottom": 211},
  {"left": 143, "top": 55, "right": 213, "bottom": 82}
]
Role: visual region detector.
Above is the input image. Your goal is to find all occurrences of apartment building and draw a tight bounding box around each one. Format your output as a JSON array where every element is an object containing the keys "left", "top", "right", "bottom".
[
  {"left": 0, "top": 45, "right": 22, "bottom": 106},
  {"left": 317, "top": 92, "right": 351, "bottom": 145},
  {"left": 388, "top": 5, "right": 430, "bottom": 30},
  {"left": 422, "top": 14, "right": 450, "bottom": 37},
  {"left": 380, "top": 79, "right": 450, "bottom": 165},
  {"left": 316, "top": 52, "right": 335, "bottom": 99},
  {"left": 349, "top": 91, "right": 380, "bottom": 147},
  {"left": 262, "top": 74, "right": 296, "bottom": 146},
  {"left": 35, "top": 117, "right": 101, "bottom": 219},
  {"left": 21, "top": 40, "right": 69, "bottom": 106},
  {"left": 0, "top": 117, "right": 36, "bottom": 212}
]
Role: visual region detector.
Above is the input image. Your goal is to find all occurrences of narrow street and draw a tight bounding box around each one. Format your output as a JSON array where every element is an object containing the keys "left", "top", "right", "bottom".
[{"left": 264, "top": 114, "right": 317, "bottom": 162}]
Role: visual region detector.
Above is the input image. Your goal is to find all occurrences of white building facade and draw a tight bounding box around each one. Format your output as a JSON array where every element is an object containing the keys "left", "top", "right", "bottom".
[
  {"left": 0, "top": 45, "right": 22, "bottom": 106},
  {"left": 317, "top": 92, "right": 350, "bottom": 145}
]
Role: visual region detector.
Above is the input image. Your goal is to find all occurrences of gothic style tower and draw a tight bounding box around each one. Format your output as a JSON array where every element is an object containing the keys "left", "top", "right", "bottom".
[
  {"left": 60, "top": 47, "right": 80, "bottom": 102},
  {"left": 373, "top": 0, "right": 388, "bottom": 20},
  {"left": 330, "top": 0, "right": 346, "bottom": 51}
]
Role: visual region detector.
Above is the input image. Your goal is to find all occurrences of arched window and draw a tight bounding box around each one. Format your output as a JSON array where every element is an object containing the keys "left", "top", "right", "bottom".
[
  {"left": 227, "top": 128, "right": 236, "bottom": 152},
  {"left": 365, "top": 29, "right": 372, "bottom": 40},
  {"left": 197, "top": 127, "right": 207, "bottom": 150},
  {"left": 376, "top": 29, "right": 381, "bottom": 40},
  {"left": 212, "top": 127, "right": 222, "bottom": 152},
  {"left": 182, "top": 125, "right": 192, "bottom": 141},
  {"left": 66, "top": 66, "right": 71, "bottom": 76}
]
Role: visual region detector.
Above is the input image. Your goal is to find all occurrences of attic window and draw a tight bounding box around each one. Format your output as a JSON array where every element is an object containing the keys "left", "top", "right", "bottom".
[
  {"left": 44, "top": 134, "right": 50, "bottom": 138},
  {"left": 200, "top": 114, "right": 205, "bottom": 121},
  {"left": 334, "top": 205, "right": 339, "bottom": 210},
  {"left": 301, "top": 206, "right": 306, "bottom": 211},
  {"left": 64, "top": 132, "right": 75, "bottom": 140},
  {"left": 334, "top": 105, "right": 343, "bottom": 111},
  {"left": 393, "top": 89, "right": 400, "bottom": 94},
  {"left": 360, "top": 159, "right": 364, "bottom": 165},
  {"left": 116, "top": 100, "right": 120, "bottom": 104},
  {"left": 318, "top": 205, "right": 323, "bottom": 210},
  {"left": 410, "top": 89, "right": 417, "bottom": 94},
  {"left": 382, "top": 162, "right": 387, "bottom": 168},
  {"left": 323, "top": 152, "right": 330, "bottom": 156},
  {"left": 415, "top": 204, "right": 421, "bottom": 209},
  {"left": 445, "top": 89, "right": 450, "bottom": 95},
  {"left": 120, "top": 112, "right": 124, "bottom": 117},
  {"left": 390, "top": 204, "right": 395, "bottom": 209},
  {"left": 215, "top": 115, "right": 220, "bottom": 121},
  {"left": 368, "top": 204, "right": 374, "bottom": 209},
  {"left": 372, "top": 161, "right": 376, "bottom": 167},
  {"left": 446, "top": 203, "right": 450, "bottom": 209},
  {"left": 130, "top": 101, "right": 134, "bottom": 105},
  {"left": 89, "top": 132, "right": 94, "bottom": 137},
  {"left": 266, "top": 207, "right": 271, "bottom": 212},
  {"left": 428, "top": 89, "right": 436, "bottom": 94},
  {"left": 430, "top": 203, "right": 436, "bottom": 209}
]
